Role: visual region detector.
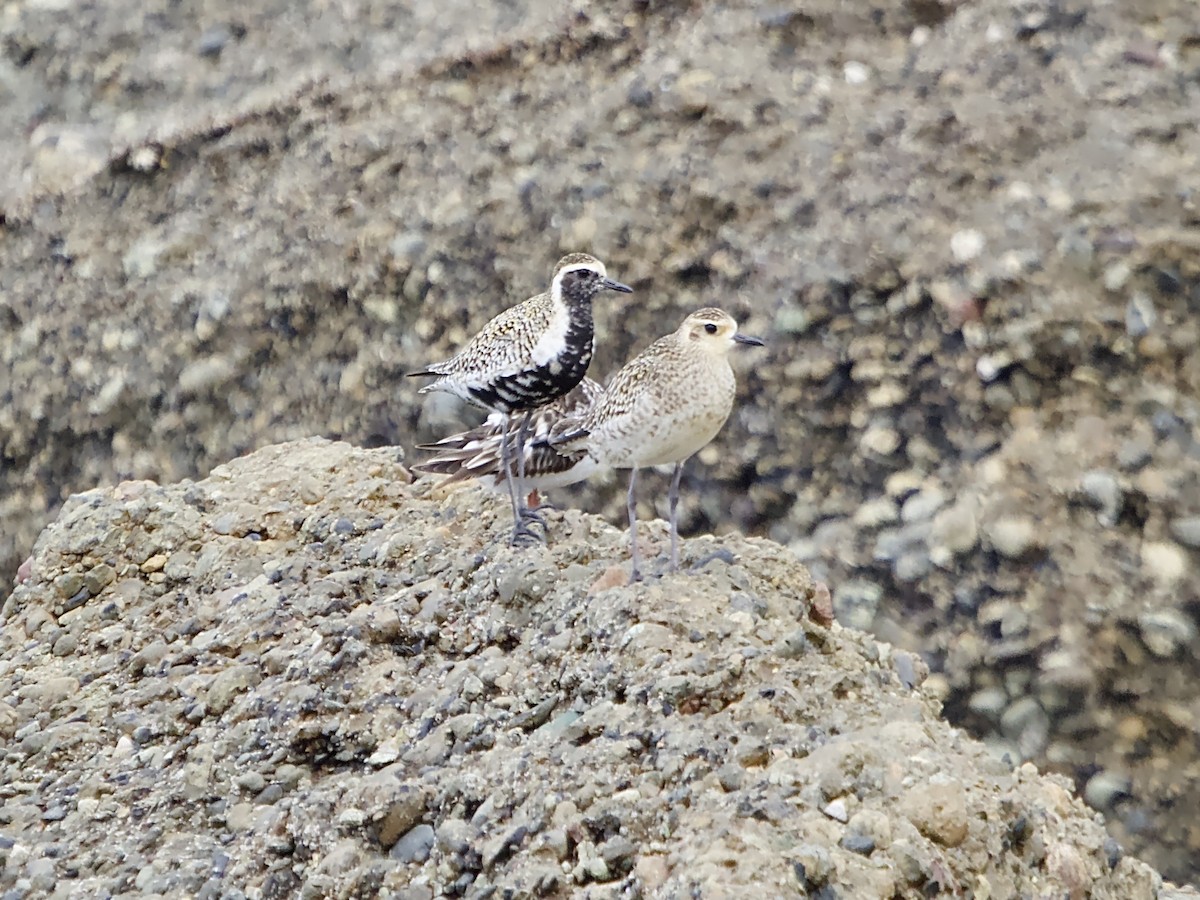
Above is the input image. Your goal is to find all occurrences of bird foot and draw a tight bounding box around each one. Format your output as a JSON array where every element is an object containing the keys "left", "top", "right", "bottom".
[
  {"left": 518, "top": 505, "right": 549, "bottom": 529},
  {"left": 509, "top": 521, "right": 547, "bottom": 548}
]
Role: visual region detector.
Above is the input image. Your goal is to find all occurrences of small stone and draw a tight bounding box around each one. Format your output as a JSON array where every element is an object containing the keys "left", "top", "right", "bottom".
[
  {"left": 832, "top": 580, "right": 883, "bottom": 631},
  {"left": 675, "top": 69, "right": 715, "bottom": 115},
  {"left": 822, "top": 798, "right": 849, "bottom": 823},
  {"left": 1103, "top": 261, "right": 1131, "bottom": 291},
  {"left": 843, "top": 61, "right": 870, "bottom": 85},
  {"left": 840, "top": 833, "right": 876, "bottom": 855},
  {"left": 1079, "top": 470, "right": 1122, "bottom": 525},
  {"left": 890, "top": 839, "right": 927, "bottom": 884},
  {"left": 967, "top": 687, "right": 1008, "bottom": 720},
  {"left": 1125, "top": 292, "right": 1156, "bottom": 338},
  {"left": 950, "top": 229, "right": 985, "bottom": 263},
  {"left": 1168, "top": 516, "right": 1200, "bottom": 549},
  {"left": 901, "top": 778, "right": 969, "bottom": 847},
  {"left": 235, "top": 772, "right": 266, "bottom": 794},
  {"left": 141, "top": 554, "right": 168, "bottom": 573},
  {"left": 1117, "top": 438, "right": 1152, "bottom": 472},
  {"left": 197, "top": 23, "right": 234, "bottom": 58},
  {"left": 54, "top": 572, "right": 85, "bottom": 599},
  {"left": 206, "top": 665, "right": 260, "bottom": 714},
  {"left": 1137, "top": 609, "right": 1197, "bottom": 658},
  {"left": 792, "top": 844, "right": 834, "bottom": 887},
  {"left": 83, "top": 563, "right": 116, "bottom": 595},
  {"left": 900, "top": 487, "right": 947, "bottom": 523},
  {"left": 847, "top": 809, "right": 892, "bottom": 850},
  {"left": 1141, "top": 541, "right": 1187, "bottom": 585},
  {"left": 985, "top": 517, "right": 1040, "bottom": 559},
  {"left": 391, "top": 824, "right": 435, "bottom": 863},
  {"left": 1084, "top": 770, "right": 1131, "bottom": 811}
]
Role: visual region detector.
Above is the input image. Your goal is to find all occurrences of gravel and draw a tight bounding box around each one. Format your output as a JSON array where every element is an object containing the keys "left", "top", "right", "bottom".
[
  {"left": 3, "top": 0, "right": 1200, "bottom": 885},
  {"left": 0, "top": 438, "right": 1183, "bottom": 898}
]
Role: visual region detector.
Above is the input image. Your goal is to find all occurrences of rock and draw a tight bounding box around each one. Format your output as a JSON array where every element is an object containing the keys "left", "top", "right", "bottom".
[
  {"left": 901, "top": 778, "right": 969, "bottom": 847},
  {"left": 831, "top": 580, "right": 883, "bottom": 631},
  {"left": 1141, "top": 542, "right": 1188, "bottom": 586},
  {"left": 1137, "top": 610, "right": 1197, "bottom": 659},
  {"left": 1085, "top": 770, "right": 1132, "bottom": 811},
  {"left": 822, "top": 798, "right": 849, "bottom": 823},
  {"left": 391, "top": 824, "right": 435, "bottom": 864},
  {"left": 1079, "top": 471, "right": 1122, "bottom": 525},
  {"left": 1168, "top": 516, "right": 1200, "bottom": 549},
  {"left": 984, "top": 517, "right": 1040, "bottom": 559}
]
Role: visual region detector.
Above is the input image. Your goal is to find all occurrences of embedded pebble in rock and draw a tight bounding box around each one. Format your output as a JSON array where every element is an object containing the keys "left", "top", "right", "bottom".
[
  {"left": 1080, "top": 470, "right": 1123, "bottom": 525},
  {"left": 0, "top": 440, "right": 1176, "bottom": 897},
  {"left": 1141, "top": 542, "right": 1188, "bottom": 586},
  {"left": 984, "top": 517, "right": 1041, "bottom": 560},
  {"left": 1168, "top": 517, "right": 1200, "bottom": 550},
  {"left": 1137, "top": 610, "right": 1197, "bottom": 659}
]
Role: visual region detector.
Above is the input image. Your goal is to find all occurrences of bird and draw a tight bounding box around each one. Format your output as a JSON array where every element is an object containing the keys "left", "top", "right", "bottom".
[
  {"left": 412, "top": 377, "right": 602, "bottom": 510},
  {"left": 551, "top": 307, "right": 764, "bottom": 583},
  {"left": 408, "top": 254, "right": 632, "bottom": 545}
]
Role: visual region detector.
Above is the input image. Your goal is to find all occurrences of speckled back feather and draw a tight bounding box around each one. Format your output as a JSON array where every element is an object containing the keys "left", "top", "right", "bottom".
[
  {"left": 413, "top": 378, "right": 603, "bottom": 489},
  {"left": 556, "top": 308, "right": 748, "bottom": 469}
]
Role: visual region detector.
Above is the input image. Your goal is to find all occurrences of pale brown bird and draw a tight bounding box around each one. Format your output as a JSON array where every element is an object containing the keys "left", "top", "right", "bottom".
[{"left": 553, "top": 308, "right": 763, "bottom": 582}]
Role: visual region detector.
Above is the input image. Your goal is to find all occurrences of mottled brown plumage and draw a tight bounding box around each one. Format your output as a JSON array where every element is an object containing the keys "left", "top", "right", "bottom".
[{"left": 413, "top": 377, "right": 602, "bottom": 493}]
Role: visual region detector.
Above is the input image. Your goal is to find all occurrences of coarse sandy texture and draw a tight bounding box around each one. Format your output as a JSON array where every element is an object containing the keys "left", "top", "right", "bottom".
[
  {"left": 3, "top": 0, "right": 1200, "bottom": 883},
  {"left": 0, "top": 437, "right": 1196, "bottom": 899}
]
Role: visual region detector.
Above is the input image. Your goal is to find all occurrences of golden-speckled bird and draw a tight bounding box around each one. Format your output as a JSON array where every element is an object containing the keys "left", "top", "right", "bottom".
[{"left": 409, "top": 254, "right": 631, "bottom": 544}]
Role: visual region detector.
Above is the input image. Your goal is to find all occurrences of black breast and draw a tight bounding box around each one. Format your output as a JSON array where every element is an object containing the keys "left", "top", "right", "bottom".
[{"left": 469, "top": 305, "right": 595, "bottom": 413}]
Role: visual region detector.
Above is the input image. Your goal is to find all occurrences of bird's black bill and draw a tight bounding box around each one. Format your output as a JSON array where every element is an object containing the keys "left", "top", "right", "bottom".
[
  {"left": 603, "top": 278, "right": 633, "bottom": 293},
  {"left": 733, "top": 333, "right": 765, "bottom": 347}
]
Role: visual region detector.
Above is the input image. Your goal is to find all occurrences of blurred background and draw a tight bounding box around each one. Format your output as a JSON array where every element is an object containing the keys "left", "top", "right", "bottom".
[{"left": 2, "top": 0, "right": 1199, "bottom": 884}]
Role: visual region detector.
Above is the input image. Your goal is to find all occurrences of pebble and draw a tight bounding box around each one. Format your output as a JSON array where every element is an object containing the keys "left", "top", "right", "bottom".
[
  {"left": 1125, "top": 293, "right": 1157, "bottom": 338},
  {"left": 1168, "top": 516, "right": 1200, "bottom": 549},
  {"left": 840, "top": 833, "right": 875, "bottom": 855},
  {"left": 1084, "top": 770, "right": 1132, "bottom": 810},
  {"left": 831, "top": 580, "right": 883, "bottom": 631},
  {"left": 1141, "top": 541, "right": 1188, "bottom": 586},
  {"left": 901, "top": 779, "right": 969, "bottom": 847},
  {"left": 967, "top": 687, "right": 1008, "bottom": 720},
  {"left": 1137, "top": 609, "right": 1197, "bottom": 658},
  {"left": 950, "top": 229, "right": 985, "bottom": 263},
  {"left": 822, "top": 798, "right": 849, "bottom": 823},
  {"left": 900, "top": 487, "right": 947, "bottom": 524},
  {"left": 1079, "top": 470, "right": 1122, "bottom": 525},
  {"left": 984, "top": 517, "right": 1040, "bottom": 559}
]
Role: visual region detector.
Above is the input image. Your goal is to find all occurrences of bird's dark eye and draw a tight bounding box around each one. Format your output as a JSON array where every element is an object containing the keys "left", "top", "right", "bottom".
[{"left": 704, "top": 323, "right": 718, "bottom": 334}]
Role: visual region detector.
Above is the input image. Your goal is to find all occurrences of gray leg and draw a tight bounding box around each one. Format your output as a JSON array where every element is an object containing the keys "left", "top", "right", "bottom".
[
  {"left": 497, "top": 413, "right": 522, "bottom": 524},
  {"left": 668, "top": 461, "right": 684, "bottom": 572},
  {"left": 627, "top": 468, "right": 641, "bottom": 583},
  {"left": 514, "top": 410, "right": 533, "bottom": 491},
  {"left": 512, "top": 410, "right": 548, "bottom": 540}
]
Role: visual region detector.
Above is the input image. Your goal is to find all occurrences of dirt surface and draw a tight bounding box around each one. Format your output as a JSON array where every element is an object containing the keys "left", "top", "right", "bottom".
[
  {"left": 3, "top": 0, "right": 1200, "bottom": 885},
  {"left": 1, "top": 437, "right": 1195, "bottom": 898}
]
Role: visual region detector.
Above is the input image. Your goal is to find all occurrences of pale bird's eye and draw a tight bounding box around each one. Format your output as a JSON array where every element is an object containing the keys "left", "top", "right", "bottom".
[{"left": 704, "top": 323, "right": 718, "bottom": 335}]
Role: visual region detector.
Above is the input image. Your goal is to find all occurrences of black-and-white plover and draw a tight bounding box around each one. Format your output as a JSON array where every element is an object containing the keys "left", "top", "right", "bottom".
[
  {"left": 553, "top": 308, "right": 763, "bottom": 582},
  {"left": 409, "top": 254, "right": 631, "bottom": 544}
]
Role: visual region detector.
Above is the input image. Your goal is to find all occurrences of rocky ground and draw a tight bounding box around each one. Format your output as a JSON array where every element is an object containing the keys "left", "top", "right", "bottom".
[
  {"left": 3, "top": 0, "right": 1200, "bottom": 885},
  {"left": 2, "top": 437, "right": 1196, "bottom": 899}
]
